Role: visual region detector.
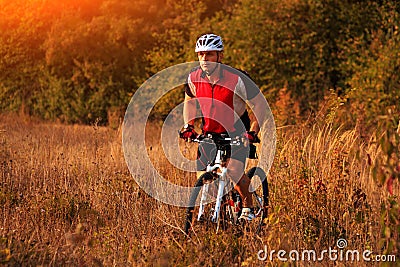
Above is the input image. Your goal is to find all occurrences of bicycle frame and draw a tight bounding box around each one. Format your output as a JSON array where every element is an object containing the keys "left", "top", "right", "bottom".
[
  {"left": 196, "top": 136, "right": 240, "bottom": 232},
  {"left": 184, "top": 134, "right": 268, "bottom": 235},
  {"left": 197, "top": 148, "right": 226, "bottom": 229}
]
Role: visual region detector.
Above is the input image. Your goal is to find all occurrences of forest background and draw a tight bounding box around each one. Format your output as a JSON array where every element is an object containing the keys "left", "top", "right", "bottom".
[{"left": 1, "top": 0, "right": 399, "bottom": 130}]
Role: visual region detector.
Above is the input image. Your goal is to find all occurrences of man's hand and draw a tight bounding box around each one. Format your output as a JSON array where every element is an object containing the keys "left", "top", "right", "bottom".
[
  {"left": 179, "top": 124, "right": 198, "bottom": 141},
  {"left": 243, "top": 131, "right": 260, "bottom": 143}
]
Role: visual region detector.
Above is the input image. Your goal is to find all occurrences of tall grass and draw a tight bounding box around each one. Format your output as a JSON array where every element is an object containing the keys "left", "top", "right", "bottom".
[{"left": 0, "top": 113, "right": 398, "bottom": 266}]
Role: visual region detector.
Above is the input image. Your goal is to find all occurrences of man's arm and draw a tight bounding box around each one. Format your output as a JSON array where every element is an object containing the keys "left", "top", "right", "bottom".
[
  {"left": 247, "top": 92, "right": 267, "bottom": 134},
  {"left": 183, "top": 93, "right": 197, "bottom": 126}
]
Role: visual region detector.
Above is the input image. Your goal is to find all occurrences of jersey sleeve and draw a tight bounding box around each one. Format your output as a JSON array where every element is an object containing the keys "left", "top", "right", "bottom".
[
  {"left": 184, "top": 75, "right": 196, "bottom": 98},
  {"left": 235, "top": 71, "right": 260, "bottom": 101},
  {"left": 235, "top": 77, "right": 248, "bottom": 100},
  {"left": 241, "top": 71, "right": 260, "bottom": 100}
]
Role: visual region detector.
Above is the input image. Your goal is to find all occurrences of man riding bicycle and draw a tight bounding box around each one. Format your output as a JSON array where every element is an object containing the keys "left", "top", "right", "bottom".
[{"left": 179, "top": 33, "right": 267, "bottom": 221}]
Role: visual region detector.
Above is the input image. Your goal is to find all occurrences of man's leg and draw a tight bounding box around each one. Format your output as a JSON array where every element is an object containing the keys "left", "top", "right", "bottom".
[{"left": 227, "top": 158, "right": 252, "bottom": 208}]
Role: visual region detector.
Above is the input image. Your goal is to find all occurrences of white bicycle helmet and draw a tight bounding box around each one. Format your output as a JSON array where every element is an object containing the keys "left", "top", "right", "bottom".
[{"left": 195, "top": 34, "right": 224, "bottom": 52}]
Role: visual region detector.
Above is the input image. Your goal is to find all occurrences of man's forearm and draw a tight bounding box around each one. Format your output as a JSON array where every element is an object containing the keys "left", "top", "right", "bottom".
[
  {"left": 249, "top": 93, "right": 267, "bottom": 134},
  {"left": 183, "top": 94, "right": 197, "bottom": 125}
]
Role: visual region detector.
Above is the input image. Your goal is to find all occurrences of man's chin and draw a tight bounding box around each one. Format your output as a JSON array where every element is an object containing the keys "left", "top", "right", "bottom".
[{"left": 200, "top": 64, "right": 209, "bottom": 71}]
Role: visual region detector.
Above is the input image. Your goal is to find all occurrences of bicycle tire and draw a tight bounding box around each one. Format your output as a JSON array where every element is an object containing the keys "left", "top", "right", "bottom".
[
  {"left": 184, "top": 171, "right": 234, "bottom": 235},
  {"left": 246, "top": 166, "right": 269, "bottom": 235},
  {"left": 184, "top": 167, "right": 269, "bottom": 235},
  {"left": 184, "top": 172, "right": 211, "bottom": 234}
]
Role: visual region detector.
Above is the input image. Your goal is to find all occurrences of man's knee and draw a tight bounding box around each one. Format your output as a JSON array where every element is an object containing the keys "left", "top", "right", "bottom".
[{"left": 226, "top": 159, "right": 245, "bottom": 182}]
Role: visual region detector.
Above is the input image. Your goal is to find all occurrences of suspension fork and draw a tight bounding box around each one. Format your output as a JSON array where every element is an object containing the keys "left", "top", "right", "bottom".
[
  {"left": 197, "top": 149, "right": 228, "bottom": 232},
  {"left": 197, "top": 183, "right": 209, "bottom": 221},
  {"left": 211, "top": 179, "right": 225, "bottom": 224}
]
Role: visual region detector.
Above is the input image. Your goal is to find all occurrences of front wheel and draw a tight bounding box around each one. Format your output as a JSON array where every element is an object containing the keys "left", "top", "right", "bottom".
[
  {"left": 184, "top": 172, "right": 214, "bottom": 235},
  {"left": 184, "top": 172, "right": 234, "bottom": 235},
  {"left": 183, "top": 167, "right": 269, "bottom": 235}
]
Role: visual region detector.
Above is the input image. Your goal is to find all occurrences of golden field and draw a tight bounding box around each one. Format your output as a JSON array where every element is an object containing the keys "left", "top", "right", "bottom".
[{"left": 0, "top": 113, "right": 398, "bottom": 266}]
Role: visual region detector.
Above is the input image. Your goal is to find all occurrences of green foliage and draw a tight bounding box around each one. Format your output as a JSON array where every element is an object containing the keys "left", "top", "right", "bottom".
[
  {"left": 0, "top": 0, "right": 55, "bottom": 112},
  {"left": 345, "top": 2, "right": 400, "bottom": 131},
  {"left": 370, "top": 116, "right": 400, "bottom": 258},
  {"left": 372, "top": 116, "right": 400, "bottom": 188},
  {"left": 379, "top": 196, "right": 399, "bottom": 259},
  {"left": 219, "top": 0, "right": 386, "bottom": 112},
  {"left": 144, "top": 0, "right": 232, "bottom": 119},
  {"left": 41, "top": 1, "right": 161, "bottom": 123},
  {"left": 148, "top": 86, "right": 185, "bottom": 121},
  {"left": 145, "top": 0, "right": 213, "bottom": 73},
  {"left": 0, "top": 0, "right": 164, "bottom": 123},
  {"left": 0, "top": 0, "right": 399, "bottom": 127}
]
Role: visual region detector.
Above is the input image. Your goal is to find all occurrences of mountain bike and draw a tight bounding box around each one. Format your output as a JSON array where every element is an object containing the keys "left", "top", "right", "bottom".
[{"left": 183, "top": 133, "right": 269, "bottom": 235}]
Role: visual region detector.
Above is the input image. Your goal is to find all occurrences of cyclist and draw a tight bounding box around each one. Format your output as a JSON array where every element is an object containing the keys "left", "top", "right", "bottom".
[{"left": 179, "top": 33, "right": 267, "bottom": 221}]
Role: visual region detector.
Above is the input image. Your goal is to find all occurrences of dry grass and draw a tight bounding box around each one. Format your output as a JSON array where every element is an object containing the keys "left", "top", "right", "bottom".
[{"left": 0, "top": 113, "right": 398, "bottom": 266}]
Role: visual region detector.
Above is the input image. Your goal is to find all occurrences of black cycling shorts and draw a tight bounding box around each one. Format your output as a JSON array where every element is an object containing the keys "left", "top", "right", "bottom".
[{"left": 196, "top": 139, "right": 250, "bottom": 171}]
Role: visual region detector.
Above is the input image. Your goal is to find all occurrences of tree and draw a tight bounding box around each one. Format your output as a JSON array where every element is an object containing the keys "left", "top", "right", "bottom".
[
  {"left": 344, "top": 1, "right": 400, "bottom": 132},
  {"left": 144, "top": 0, "right": 233, "bottom": 120},
  {"left": 43, "top": 14, "right": 143, "bottom": 122},
  {"left": 0, "top": 0, "right": 56, "bottom": 113},
  {"left": 218, "top": 0, "right": 385, "bottom": 114}
]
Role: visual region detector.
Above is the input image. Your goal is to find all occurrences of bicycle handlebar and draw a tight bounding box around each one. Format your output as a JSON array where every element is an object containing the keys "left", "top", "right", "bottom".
[{"left": 192, "top": 133, "right": 242, "bottom": 146}]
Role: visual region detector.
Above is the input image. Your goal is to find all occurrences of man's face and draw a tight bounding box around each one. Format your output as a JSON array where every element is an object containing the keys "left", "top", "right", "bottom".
[{"left": 197, "top": 51, "right": 223, "bottom": 74}]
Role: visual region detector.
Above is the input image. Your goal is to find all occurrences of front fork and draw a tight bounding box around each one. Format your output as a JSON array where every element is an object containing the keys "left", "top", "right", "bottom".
[
  {"left": 197, "top": 179, "right": 226, "bottom": 224},
  {"left": 197, "top": 183, "right": 209, "bottom": 221},
  {"left": 197, "top": 167, "right": 228, "bottom": 232},
  {"left": 211, "top": 179, "right": 225, "bottom": 224}
]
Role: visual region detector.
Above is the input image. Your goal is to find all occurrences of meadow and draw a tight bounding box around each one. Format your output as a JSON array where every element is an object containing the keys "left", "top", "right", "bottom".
[{"left": 0, "top": 113, "right": 398, "bottom": 266}]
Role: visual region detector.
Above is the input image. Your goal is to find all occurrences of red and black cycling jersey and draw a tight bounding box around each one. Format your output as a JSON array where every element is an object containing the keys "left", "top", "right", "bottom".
[{"left": 185, "top": 65, "right": 260, "bottom": 134}]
